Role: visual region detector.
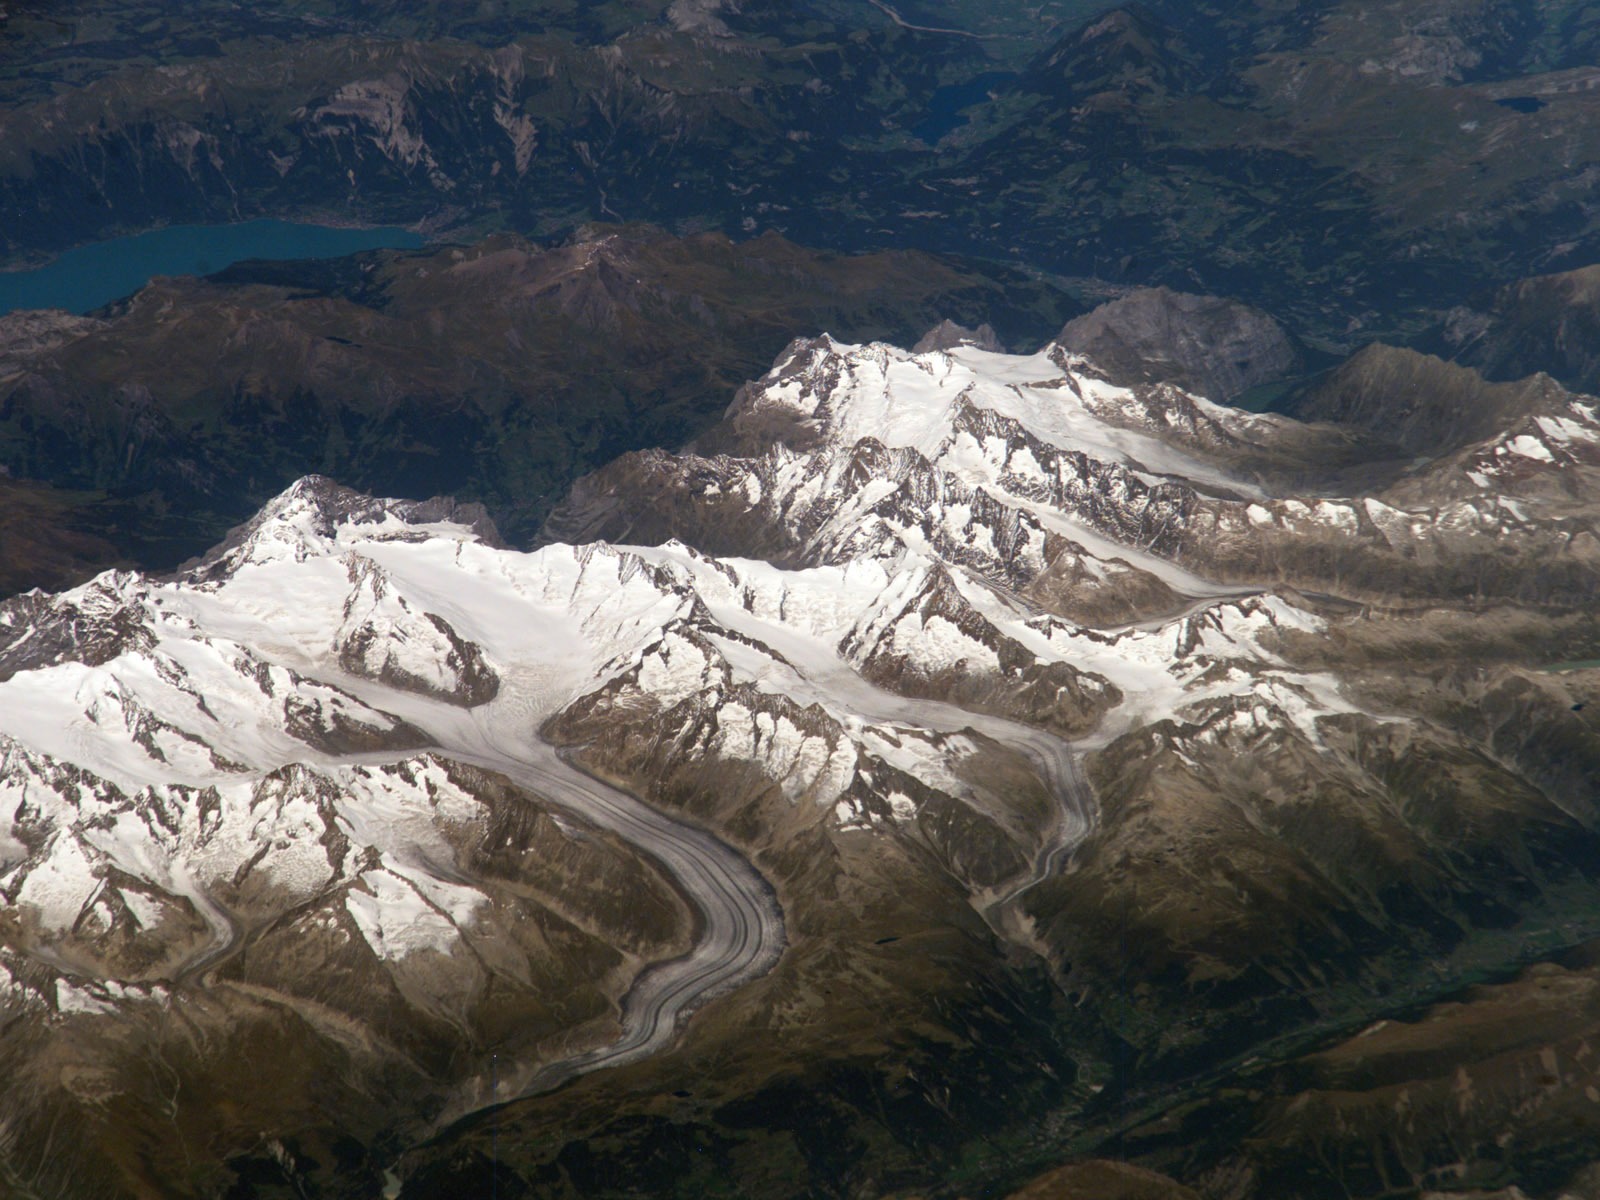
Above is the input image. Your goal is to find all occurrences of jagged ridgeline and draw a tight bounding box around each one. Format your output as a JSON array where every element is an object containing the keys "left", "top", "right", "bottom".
[
  {"left": 0, "top": 227, "right": 1081, "bottom": 596},
  {"left": 2, "top": 323, "right": 1599, "bottom": 1199}
]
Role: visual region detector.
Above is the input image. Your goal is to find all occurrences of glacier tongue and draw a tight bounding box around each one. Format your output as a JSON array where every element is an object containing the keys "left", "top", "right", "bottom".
[
  {"left": 14, "top": 323, "right": 1578, "bottom": 1200},
  {"left": 2, "top": 315, "right": 1597, "bottom": 1198}
]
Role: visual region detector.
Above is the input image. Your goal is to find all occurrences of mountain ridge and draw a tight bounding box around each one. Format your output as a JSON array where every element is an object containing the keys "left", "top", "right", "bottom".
[{"left": 3, "top": 326, "right": 1598, "bottom": 1197}]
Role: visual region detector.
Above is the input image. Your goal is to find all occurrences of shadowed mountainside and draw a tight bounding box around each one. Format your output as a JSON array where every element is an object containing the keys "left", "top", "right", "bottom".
[{"left": 0, "top": 225, "right": 1081, "bottom": 593}]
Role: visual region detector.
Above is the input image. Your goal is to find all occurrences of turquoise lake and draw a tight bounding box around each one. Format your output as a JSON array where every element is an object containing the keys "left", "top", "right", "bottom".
[{"left": 0, "top": 219, "right": 426, "bottom": 316}]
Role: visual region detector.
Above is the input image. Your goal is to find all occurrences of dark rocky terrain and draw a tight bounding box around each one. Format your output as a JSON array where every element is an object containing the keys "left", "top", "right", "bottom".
[
  {"left": 8, "top": 0, "right": 1600, "bottom": 596},
  {"left": 1055, "top": 288, "right": 1302, "bottom": 404},
  {"left": 1425, "top": 262, "right": 1600, "bottom": 395},
  {"left": 390, "top": 330, "right": 1600, "bottom": 1200}
]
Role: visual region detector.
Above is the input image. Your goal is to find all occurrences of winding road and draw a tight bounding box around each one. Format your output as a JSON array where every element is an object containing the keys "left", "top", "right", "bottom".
[{"left": 862, "top": 0, "right": 999, "bottom": 38}]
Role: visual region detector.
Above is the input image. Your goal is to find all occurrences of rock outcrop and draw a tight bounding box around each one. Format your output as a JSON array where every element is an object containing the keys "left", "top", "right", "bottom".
[{"left": 1056, "top": 287, "right": 1301, "bottom": 401}]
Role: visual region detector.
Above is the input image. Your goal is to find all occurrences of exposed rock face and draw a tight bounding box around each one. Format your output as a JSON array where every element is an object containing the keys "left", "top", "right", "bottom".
[
  {"left": 412, "top": 328, "right": 1600, "bottom": 1200},
  {"left": 1022, "top": 534, "right": 1183, "bottom": 626},
  {"left": 0, "top": 488, "right": 726, "bottom": 1199},
  {"left": 551, "top": 334, "right": 1600, "bottom": 609},
  {"left": 1430, "top": 263, "right": 1600, "bottom": 395},
  {"left": 913, "top": 318, "right": 1005, "bottom": 353},
  {"left": 1055, "top": 287, "right": 1301, "bottom": 401},
  {"left": 335, "top": 554, "right": 500, "bottom": 706},
  {"left": 1284, "top": 343, "right": 1575, "bottom": 456},
  {"left": 0, "top": 229, "right": 1075, "bottom": 595},
  {"left": 0, "top": 465, "right": 1122, "bottom": 1197},
  {"left": 0, "top": 309, "right": 106, "bottom": 367}
]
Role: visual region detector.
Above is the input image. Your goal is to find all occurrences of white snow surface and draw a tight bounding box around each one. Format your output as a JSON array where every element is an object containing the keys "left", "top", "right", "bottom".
[
  {"left": 344, "top": 867, "right": 464, "bottom": 962},
  {"left": 750, "top": 338, "right": 1264, "bottom": 498},
  {"left": 0, "top": 341, "right": 1383, "bottom": 992}
]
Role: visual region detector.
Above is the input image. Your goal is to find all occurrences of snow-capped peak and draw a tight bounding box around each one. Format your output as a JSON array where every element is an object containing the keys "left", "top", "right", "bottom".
[
  {"left": 190, "top": 475, "right": 504, "bottom": 579},
  {"left": 725, "top": 335, "right": 1263, "bottom": 498}
]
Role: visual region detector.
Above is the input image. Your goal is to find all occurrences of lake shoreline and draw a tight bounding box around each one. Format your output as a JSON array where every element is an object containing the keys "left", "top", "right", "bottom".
[{"left": 0, "top": 217, "right": 429, "bottom": 316}]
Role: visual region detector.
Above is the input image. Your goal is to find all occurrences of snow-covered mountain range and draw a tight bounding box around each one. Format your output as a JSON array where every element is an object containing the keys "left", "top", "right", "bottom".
[{"left": 3, "top": 329, "right": 1598, "bottom": 1199}]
